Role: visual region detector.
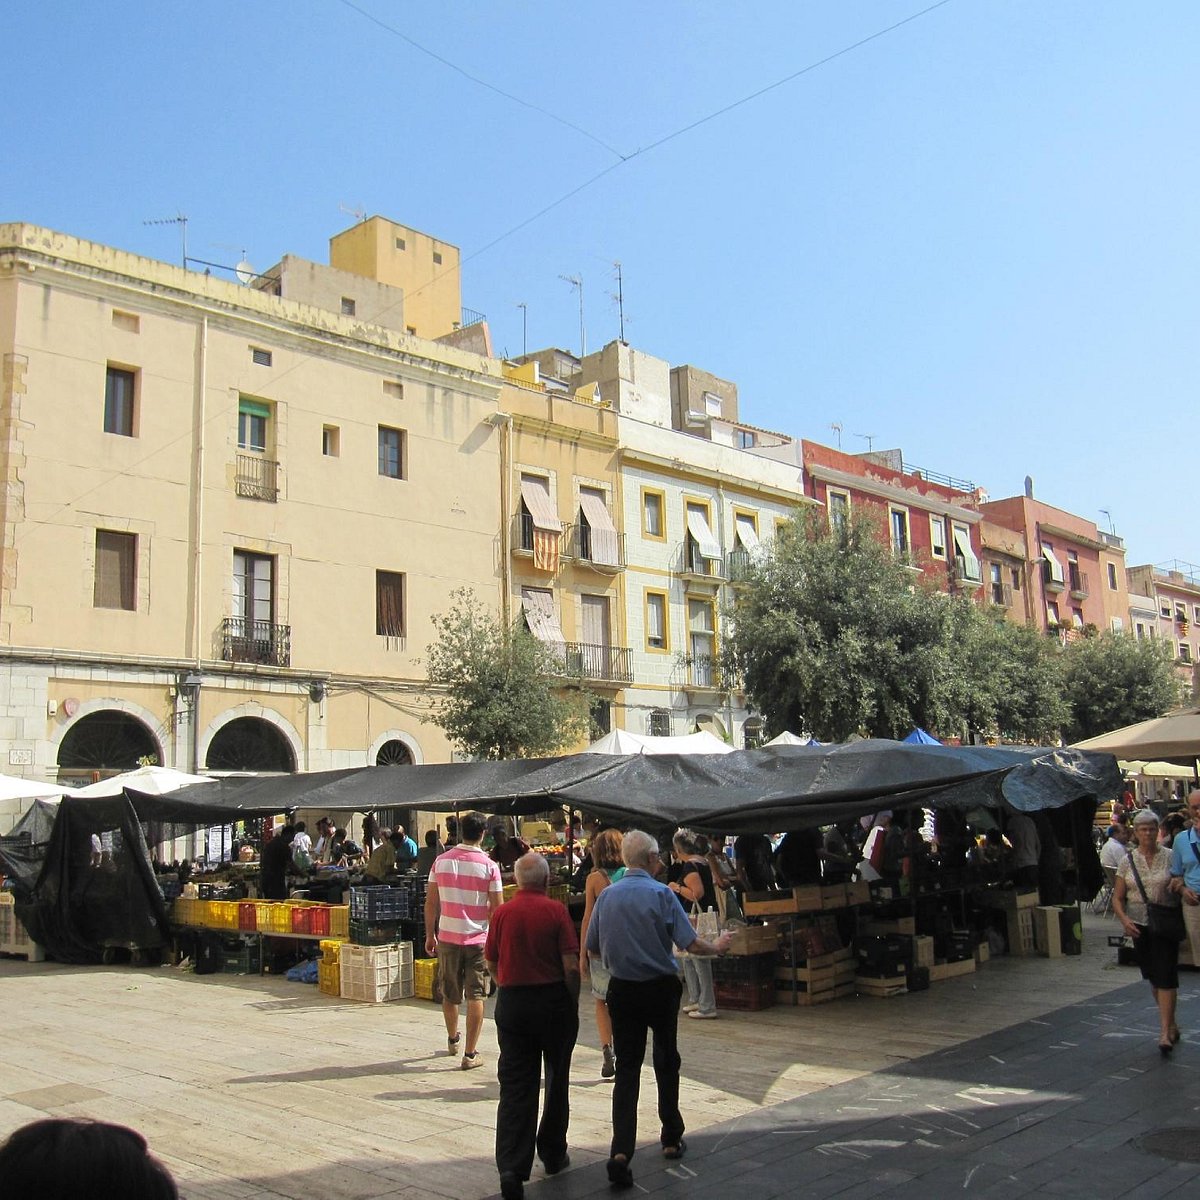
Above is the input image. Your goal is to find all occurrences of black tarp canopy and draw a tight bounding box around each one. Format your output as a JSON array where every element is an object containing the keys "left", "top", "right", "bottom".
[{"left": 123, "top": 741, "right": 1120, "bottom": 832}]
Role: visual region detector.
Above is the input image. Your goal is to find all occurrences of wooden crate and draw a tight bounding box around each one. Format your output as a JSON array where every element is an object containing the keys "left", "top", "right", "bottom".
[
  {"left": 744, "top": 890, "right": 801, "bottom": 916},
  {"left": 855, "top": 973, "right": 907, "bottom": 998},
  {"left": 820, "top": 884, "right": 847, "bottom": 910},
  {"left": 928, "top": 958, "right": 976, "bottom": 982},
  {"left": 863, "top": 917, "right": 917, "bottom": 936},
  {"left": 845, "top": 881, "right": 871, "bottom": 906},
  {"left": 779, "top": 981, "right": 856, "bottom": 1007},
  {"left": 725, "top": 923, "right": 780, "bottom": 956}
]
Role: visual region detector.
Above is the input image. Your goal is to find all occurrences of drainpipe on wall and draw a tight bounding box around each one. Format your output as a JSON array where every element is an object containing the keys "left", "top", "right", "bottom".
[
  {"left": 185, "top": 316, "right": 207, "bottom": 777},
  {"left": 489, "top": 412, "right": 514, "bottom": 627}
]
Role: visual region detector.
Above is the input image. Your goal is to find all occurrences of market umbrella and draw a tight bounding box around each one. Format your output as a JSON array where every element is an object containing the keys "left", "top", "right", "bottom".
[
  {"left": 72, "top": 766, "right": 216, "bottom": 797},
  {"left": 0, "top": 774, "right": 75, "bottom": 801},
  {"left": 764, "top": 731, "right": 805, "bottom": 746},
  {"left": 902, "top": 728, "right": 942, "bottom": 745},
  {"left": 1073, "top": 707, "right": 1200, "bottom": 763},
  {"left": 583, "top": 729, "right": 733, "bottom": 755}
]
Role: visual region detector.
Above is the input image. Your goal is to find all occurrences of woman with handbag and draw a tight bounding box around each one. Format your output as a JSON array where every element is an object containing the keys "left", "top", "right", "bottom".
[
  {"left": 668, "top": 829, "right": 720, "bottom": 1020},
  {"left": 1113, "top": 808, "right": 1183, "bottom": 1055},
  {"left": 580, "top": 828, "right": 626, "bottom": 1079}
]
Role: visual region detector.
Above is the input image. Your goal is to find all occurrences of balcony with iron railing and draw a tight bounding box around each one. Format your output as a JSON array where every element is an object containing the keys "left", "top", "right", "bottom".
[
  {"left": 511, "top": 512, "right": 569, "bottom": 557},
  {"left": 951, "top": 554, "right": 983, "bottom": 588},
  {"left": 675, "top": 539, "right": 726, "bottom": 587},
  {"left": 725, "top": 547, "right": 757, "bottom": 584},
  {"left": 1042, "top": 559, "right": 1065, "bottom": 593},
  {"left": 680, "top": 654, "right": 742, "bottom": 694},
  {"left": 563, "top": 522, "right": 626, "bottom": 571},
  {"left": 235, "top": 454, "right": 279, "bottom": 502},
  {"left": 553, "top": 641, "right": 633, "bottom": 684},
  {"left": 221, "top": 617, "right": 291, "bottom": 667},
  {"left": 1068, "top": 568, "right": 1089, "bottom": 600}
]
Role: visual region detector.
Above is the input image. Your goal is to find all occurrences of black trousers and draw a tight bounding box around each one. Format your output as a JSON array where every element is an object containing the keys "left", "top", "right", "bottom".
[
  {"left": 606, "top": 974, "right": 684, "bottom": 1160},
  {"left": 494, "top": 983, "right": 578, "bottom": 1181}
]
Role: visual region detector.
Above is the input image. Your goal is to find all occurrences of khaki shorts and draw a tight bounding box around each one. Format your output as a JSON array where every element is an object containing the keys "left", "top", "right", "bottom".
[{"left": 438, "top": 941, "right": 489, "bottom": 1004}]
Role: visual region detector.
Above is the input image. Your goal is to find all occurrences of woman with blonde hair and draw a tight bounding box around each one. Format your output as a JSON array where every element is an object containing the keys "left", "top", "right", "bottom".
[{"left": 580, "top": 827, "right": 625, "bottom": 1079}]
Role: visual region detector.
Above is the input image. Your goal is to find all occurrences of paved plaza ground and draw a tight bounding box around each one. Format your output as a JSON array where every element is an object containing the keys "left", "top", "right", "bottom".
[{"left": 2, "top": 912, "right": 1199, "bottom": 1199}]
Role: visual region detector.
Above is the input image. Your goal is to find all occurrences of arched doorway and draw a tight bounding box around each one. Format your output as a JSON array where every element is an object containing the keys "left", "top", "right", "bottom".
[
  {"left": 206, "top": 717, "right": 296, "bottom": 772},
  {"left": 58, "top": 711, "right": 160, "bottom": 779},
  {"left": 375, "top": 739, "right": 414, "bottom": 767}
]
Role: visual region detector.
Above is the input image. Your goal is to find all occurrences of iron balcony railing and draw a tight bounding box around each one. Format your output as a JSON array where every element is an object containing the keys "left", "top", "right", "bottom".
[
  {"left": 952, "top": 554, "right": 983, "bottom": 586},
  {"left": 1068, "top": 569, "right": 1089, "bottom": 599},
  {"left": 555, "top": 641, "right": 633, "bottom": 684},
  {"left": 459, "top": 306, "right": 487, "bottom": 329},
  {"left": 511, "top": 512, "right": 569, "bottom": 556},
  {"left": 725, "top": 547, "right": 756, "bottom": 583},
  {"left": 684, "top": 654, "right": 742, "bottom": 693},
  {"left": 235, "top": 454, "right": 279, "bottom": 502},
  {"left": 221, "top": 617, "right": 291, "bottom": 667},
  {"left": 676, "top": 539, "right": 727, "bottom": 580},
  {"left": 563, "top": 522, "right": 626, "bottom": 570}
]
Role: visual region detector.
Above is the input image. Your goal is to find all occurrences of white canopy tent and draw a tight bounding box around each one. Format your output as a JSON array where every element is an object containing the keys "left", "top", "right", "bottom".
[{"left": 584, "top": 729, "right": 734, "bottom": 755}]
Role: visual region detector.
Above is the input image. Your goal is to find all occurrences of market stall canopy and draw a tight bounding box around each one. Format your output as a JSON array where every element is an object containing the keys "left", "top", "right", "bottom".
[
  {"left": 0, "top": 774, "right": 75, "bottom": 801},
  {"left": 0, "top": 798, "right": 62, "bottom": 891},
  {"left": 72, "top": 765, "right": 215, "bottom": 798},
  {"left": 903, "top": 728, "right": 942, "bottom": 745},
  {"left": 125, "top": 741, "right": 1121, "bottom": 835},
  {"left": 764, "top": 731, "right": 805, "bottom": 746},
  {"left": 584, "top": 730, "right": 733, "bottom": 755},
  {"left": 1073, "top": 707, "right": 1200, "bottom": 763},
  {"left": 1119, "top": 759, "right": 1197, "bottom": 780}
]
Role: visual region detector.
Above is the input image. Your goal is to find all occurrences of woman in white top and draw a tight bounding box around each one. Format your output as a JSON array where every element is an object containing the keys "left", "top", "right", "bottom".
[{"left": 1113, "top": 809, "right": 1181, "bottom": 1055}]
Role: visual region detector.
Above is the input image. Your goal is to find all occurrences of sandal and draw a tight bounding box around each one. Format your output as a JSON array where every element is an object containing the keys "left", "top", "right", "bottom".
[
  {"left": 1170, "top": 1025, "right": 1182, "bottom": 1045},
  {"left": 662, "top": 1140, "right": 687, "bottom": 1160}
]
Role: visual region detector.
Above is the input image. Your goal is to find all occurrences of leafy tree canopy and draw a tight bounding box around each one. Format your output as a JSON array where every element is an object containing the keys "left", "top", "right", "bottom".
[
  {"left": 1060, "top": 628, "right": 1182, "bottom": 743},
  {"left": 425, "top": 589, "right": 590, "bottom": 760}
]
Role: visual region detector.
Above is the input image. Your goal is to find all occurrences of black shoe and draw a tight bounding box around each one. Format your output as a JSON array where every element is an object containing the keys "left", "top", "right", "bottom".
[
  {"left": 606, "top": 1156, "right": 634, "bottom": 1189},
  {"left": 499, "top": 1173, "right": 524, "bottom": 1200},
  {"left": 542, "top": 1153, "right": 570, "bottom": 1176},
  {"left": 662, "top": 1139, "right": 687, "bottom": 1160}
]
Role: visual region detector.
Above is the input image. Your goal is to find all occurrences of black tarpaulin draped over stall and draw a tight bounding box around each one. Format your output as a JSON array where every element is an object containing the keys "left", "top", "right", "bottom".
[
  {"left": 0, "top": 798, "right": 61, "bottom": 894},
  {"left": 17, "top": 796, "right": 171, "bottom": 964}
]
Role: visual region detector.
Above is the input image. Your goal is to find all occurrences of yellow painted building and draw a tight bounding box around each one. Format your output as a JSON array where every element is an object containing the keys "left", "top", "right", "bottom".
[{"left": 0, "top": 221, "right": 505, "bottom": 810}]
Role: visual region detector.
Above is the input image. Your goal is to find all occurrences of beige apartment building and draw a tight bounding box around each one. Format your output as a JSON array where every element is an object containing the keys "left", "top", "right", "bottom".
[
  {"left": 1126, "top": 562, "right": 1200, "bottom": 694},
  {"left": 0, "top": 219, "right": 506, "bottom": 792}
]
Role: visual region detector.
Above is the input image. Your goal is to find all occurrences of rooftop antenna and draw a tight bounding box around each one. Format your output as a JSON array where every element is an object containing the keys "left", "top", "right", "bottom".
[
  {"left": 559, "top": 274, "right": 585, "bottom": 359},
  {"left": 213, "top": 241, "right": 257, "bottom": 285},
  {"left": 829, "top": 422, "right": 843, "bottom": 450},
  {"left": 611, "top": 261, "right": 626, "bottom": 343},
  {"left": 856, "top": 432, "right": 876, "bottom": 453},
  {"left": 143, "top": 213, "right": 188, "bottom": 269},
  {"left": 515, "top": 302, "right": 528, "bottom": 357},
  {"left": 339, "top": 203, "right": 367, "bottom": 223},
  {"left": 1099, "top": 508, "right": 1115, "bottom": 534}
]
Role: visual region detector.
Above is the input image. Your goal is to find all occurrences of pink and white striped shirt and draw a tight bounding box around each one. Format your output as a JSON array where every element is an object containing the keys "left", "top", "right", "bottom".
[{"left": 430, "top": 844, "right": 503, "bottom": 946}]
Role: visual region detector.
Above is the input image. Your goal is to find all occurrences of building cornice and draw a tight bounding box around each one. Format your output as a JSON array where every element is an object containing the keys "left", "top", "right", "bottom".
[
  {"left": 806, "top": 463, "right": 980, "bottom": 524},
  {"left": 510, "top": 411, "right": 617, "bottom": 452},
  {"left": 1037, "top": 522, "right": 1110, "bottom": 554},
  {"left": 619, "top": 445, "right": 813, "bottom": 508}
]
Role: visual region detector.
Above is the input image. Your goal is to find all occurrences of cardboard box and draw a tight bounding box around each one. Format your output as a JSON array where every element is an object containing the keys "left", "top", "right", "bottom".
[
  {"left": 845, "top": 881, "right": 871, "bottom": 906},
  {"left": 820, "top": 884, "right": 847, "bottom": 910},
  {"left": 724, "top": 923, "right": 781, "bottom": 956},
  {"left": 1033, "top": 906, "right": 1063, "bottom": 958},
  {"left": 974, "top": 942, "right": 990, "bottom": 965},
  {"left": 743, "top": 890, "right": 801, "bottom": 916},
  {"left": 864, "top": 917, "right": 917, "bottom": 936},
  {"left": 978, "top": 887, "right": 1039, "bottom": 913},
  {"left": 913, "top": 935, "right": 935, "bottom": 969},
  {"left": 928, "top": 958, "right": 976, "bottom": 982}
]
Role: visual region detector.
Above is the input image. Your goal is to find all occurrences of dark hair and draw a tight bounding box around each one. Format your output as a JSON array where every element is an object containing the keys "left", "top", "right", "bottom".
[
  {"left": 279, "top": 826, "right": 297, "bottom": 845},
  {"left": 461, "top": 813, "right": 486, "bottom": 842},
  {"left": 333, "top": 827, "right": 346, "bottom": 839},
  {"left": 294, "top": 821, "right": 306, "bottom": 833},
  {"left": 425, "top": 830, "right": 439, "bottom": 846},
  {"left": 0, "top": 1118, "right": 179, "bottom": 1199}
]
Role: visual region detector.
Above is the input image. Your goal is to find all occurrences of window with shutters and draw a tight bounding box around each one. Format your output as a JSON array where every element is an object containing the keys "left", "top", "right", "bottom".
[{"left": 93, "top": 530, "right": 136, "bottom": 610}]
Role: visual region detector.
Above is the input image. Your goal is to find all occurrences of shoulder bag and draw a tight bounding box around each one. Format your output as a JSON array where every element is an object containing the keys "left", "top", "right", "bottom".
[{"left": 1126, "top": 850, "right": 1186, "bottom": 943}]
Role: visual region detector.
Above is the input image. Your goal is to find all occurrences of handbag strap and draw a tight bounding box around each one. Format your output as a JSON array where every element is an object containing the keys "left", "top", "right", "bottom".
[{"left": 1125, "top": 848, "right": 1151, "bottom": 907}]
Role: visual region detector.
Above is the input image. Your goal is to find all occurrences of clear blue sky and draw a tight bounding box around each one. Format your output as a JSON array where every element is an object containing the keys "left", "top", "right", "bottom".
[{"left": 5, "top": 2, "right": 1197, "bottom": 568}]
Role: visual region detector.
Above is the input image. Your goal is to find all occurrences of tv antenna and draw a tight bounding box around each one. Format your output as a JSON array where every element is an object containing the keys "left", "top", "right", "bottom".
[
  {"left": 559, "top": 274, "right": 585, "bottom": 358},
  {"left": 143, "top": 212, "right": 188, "bottom": 268},
  {"left": 339, "top": 203, "right": 367, "bottom": 223},
  {"left": 1099, "top": 508, "right": 1115, "bottom": 534},
  {"left": 515, "top": 302, "right": 528, "bottom": 357},
  {"left": 212, "top": 242, "right": 257, "bottom": 285},
  {"left": 856, "top": 432, "right": 876, "bottom": 452},
  {"left": 610, "top": 261, "right": 626, "bottom": 343},
  {"left": 829, "top": 422, "right": 843, "bottom": 450}
]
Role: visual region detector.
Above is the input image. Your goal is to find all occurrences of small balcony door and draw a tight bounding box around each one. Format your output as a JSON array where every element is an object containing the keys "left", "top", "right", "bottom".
[{"left": 233, "top": 550, "right": 274, "bottom": 630}]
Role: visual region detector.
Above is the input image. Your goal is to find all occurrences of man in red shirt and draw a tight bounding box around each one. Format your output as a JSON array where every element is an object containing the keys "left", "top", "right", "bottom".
[{"left": 485, "top": 852, "right": 580, "bottom": 1200}]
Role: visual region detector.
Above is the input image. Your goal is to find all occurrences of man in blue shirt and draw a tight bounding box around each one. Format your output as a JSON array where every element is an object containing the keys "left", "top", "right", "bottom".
[
  {"left": 391, "top": 826, "right": 419, "bottom": 871},
  {"left": 585, "top": 829, "right": 731, "bottom": 1189},
  {"left": 1168, "top": 790, "right": 1200, "bottom": 965}
]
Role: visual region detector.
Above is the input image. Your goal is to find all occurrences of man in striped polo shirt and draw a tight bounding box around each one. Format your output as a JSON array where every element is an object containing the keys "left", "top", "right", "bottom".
[{"left": 425, "top": 813, "right": 504, "bottom": 1069}]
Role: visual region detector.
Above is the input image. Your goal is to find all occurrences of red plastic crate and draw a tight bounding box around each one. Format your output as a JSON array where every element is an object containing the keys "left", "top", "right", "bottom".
[
  {"left": 238, "top": 902, "right": 257, "bottom": 931},
  {"left": 714, "top": 978, "right": 776, "bottom": 1012},
  {"left": 308, "top": 907, "right": 330, "bottom": 936}
]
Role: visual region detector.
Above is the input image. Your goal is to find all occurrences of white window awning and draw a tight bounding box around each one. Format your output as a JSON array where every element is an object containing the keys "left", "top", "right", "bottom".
[
  {"left": 1041, "top": 545, "right": 1065, "bottom": 585},
  {"left": 520, "top": 475, "right": 560, "bottom": 532},
  {"left": 579, "top": 491, "right": 619, "bottom": 566},
  {"left": 735, "top": 515, "right": 761, "bottom": 553},
  {"left": 686, "top": 509, "right": 722, "bottom": 561},
  {"left": 521, "top": 588, "right": 565, "bottom": 645}
]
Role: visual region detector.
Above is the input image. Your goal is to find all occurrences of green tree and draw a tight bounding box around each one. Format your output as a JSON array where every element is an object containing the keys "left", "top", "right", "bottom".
[
  {"left": 425, "top": 589, "right": 590, "bottom": 760},
  {"left": 1060, "top": 629, "right": 1182, "bottom": 743},
  {"left": 728, "top": 510, "right": 956, "bottom": 741}
]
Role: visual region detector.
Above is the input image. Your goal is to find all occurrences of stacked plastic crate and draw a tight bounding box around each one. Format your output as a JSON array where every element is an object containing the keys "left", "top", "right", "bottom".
[
  {"left": 349, "top": 886, "right": 408, "bottom": 945},
  {"left": 318, "top": 939, "right": 342, "bottom": 997},
  {"left": 339, "top": 941, "right": 414, "bottom": 1003}
]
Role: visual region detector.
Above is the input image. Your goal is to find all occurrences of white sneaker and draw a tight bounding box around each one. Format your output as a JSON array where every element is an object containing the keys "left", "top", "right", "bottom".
[
  {"left": 681, "top": 1002, "right": 700, "bottom": 1013},
  {"left": 461, "top": 1051, "right": 485, "bottom": 1070},
  {"left": 688, "top": 1010, "right": 719, "bottom": 1020}
]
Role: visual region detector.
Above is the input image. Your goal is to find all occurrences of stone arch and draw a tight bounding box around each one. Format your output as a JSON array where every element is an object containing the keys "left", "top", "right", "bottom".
[
  {"left": 367, "top": 730, "right": 424, "bottom": 767},
  {"left": 55, "top": 700, "right": 166, "bottom": 776},
  {"left": 200, "top": 704, "right": 302, "bottom": 773}
]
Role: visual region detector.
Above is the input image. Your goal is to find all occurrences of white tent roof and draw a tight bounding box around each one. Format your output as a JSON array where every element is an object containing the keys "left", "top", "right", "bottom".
[
  {"left": 764, "top": 731, "right": 806, "bottom": 746},
  {"left": 0, "top": 774, "right": 76, "bottom": 802},
  {"left": 584, "top": 730, "right": 733, "bottom": 755},
  {"left": 72, "top": 765, "right": 216, "bottom": 798}
]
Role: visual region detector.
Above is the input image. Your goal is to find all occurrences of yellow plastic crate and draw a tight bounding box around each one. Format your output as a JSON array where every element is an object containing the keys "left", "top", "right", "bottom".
[
  {"left": 173, "top": 897, "right": 202, "bottom": 926},
  {"left": 318, "top": 960, "right": 340, "bottom": 997},
  {"left": 256, "top": 903, "right": 294, "bottom": 934},
  {"left": 329, "top": 905, "right": 349, "bottom": 939},
  {"left": 548, "top": 884, "right": 569, "bottom": 905},
  {"left": 414, "top": 957, "right": 439, "bottom": 1001},
  {"left": 320, "top": 938, "right": 343, "bottom": 966},
  {"left": 210, "top": 900, "right": 239, "bottom": 930},
  {"left": 502, "top": 883, "right": 518, "bottom": 903}
]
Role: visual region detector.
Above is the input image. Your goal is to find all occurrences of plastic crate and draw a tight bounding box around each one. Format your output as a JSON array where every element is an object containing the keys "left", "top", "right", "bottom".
[
  {"left": 318, "top": 960, "right": 340, "bottom": 997},
  {"left": 329, "top": 906, "right": 349, "bottom": 939},
  {"left": 413, "top": 957, "right": 440, "bottom": 1001},
  {"left": 221, "top": 939, "right": 262, "bottom": 975},
  {"left": 714, "top": 978, "right": 775, "bottom": 1012},
  {"left": 257, "top": 903, "right": 294, "bottom": 934},
  {"left": 290, "top": 904, "right": 331, "bottom": 935},
  {"left": 547, "top": 884, "right": 569, "bottom": 905},
  {"left": 238, "top": 902, "right": 257, "bottom": 931},
  {"left": 158, "top": 878, "right": 183, "bottom": 901},
  {"left": 350, "top": 886, "right": 410, "bottom": 921},
  {"left": 712, "top": 952, "right": 776, "bottom": 983},
  {"left": 349, "top": 917, "right": 405, "bottom": 946},
  {"left": 173, "top": 897, "right": 202, "bottom": 926},
  {"left": 340, "top": 942, "right": 415, "bottom": 1003},
  {"left": 211, "top": 900, "right": 240, "bottom": 930},
  {"left": 319, "top": 939, "right": 343, "bottom": 966}
]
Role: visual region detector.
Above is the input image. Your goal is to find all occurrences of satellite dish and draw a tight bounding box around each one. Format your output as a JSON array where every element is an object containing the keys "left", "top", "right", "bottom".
[{"left": 235, "top": 259, "right": 256, "bottom": 286}]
